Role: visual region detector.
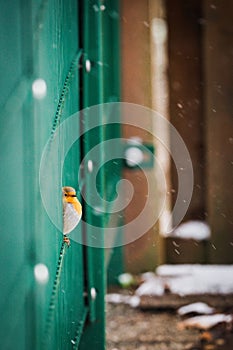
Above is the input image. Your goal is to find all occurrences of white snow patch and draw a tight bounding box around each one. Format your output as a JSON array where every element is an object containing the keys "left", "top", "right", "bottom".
[
  {"left": 141, "top": 272, "right": 157, "bottom": 281},
  {"left": 178, "top": 314, "right": 233, "bottom": 330},
  {"left": 136, "top": 276, "right": 165, "bottom": 297},
  {"left": 137, "top": 265, "right": 233, "bottom": 296},
  {"left": 178, "top": 302, "right": 215, "bottom": 316},
  {"left": 165, "top": 220, "right": 211, "bottom": 240},
  {"left": 106, "top": 293, "right": 140, "bottom": 308}
]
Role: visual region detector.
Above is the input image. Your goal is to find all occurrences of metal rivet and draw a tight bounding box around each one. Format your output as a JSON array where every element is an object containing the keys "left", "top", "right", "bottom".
[
  {"left": 85, "top": 59, "right": 91, "bottom": 72},
  {"left": 87, "top": 160, "right": 93, "bottom": 172},
  {"left": 90, "top": 287, "right": 97, "bottom": 300},
  {"left": 34, "top": 263, "right": 49, "bottom": 284},
  {"left": 32, "top": 79, "right": 47, "bottom": 99}
]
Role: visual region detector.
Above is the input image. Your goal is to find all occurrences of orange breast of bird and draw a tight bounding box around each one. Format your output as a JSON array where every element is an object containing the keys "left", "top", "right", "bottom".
[
  {"left": 63, "top": 194, "right": 82, "bottom": 235},
  {"left": 65, "top": 195, "right": 82, "bottom": 216}
]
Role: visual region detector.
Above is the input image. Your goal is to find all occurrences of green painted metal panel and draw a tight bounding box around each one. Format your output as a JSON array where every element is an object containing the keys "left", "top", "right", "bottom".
[
  {"left": 79, "top": 0, "right": 106, "bottom": 347},
  {"left": 79, "top": 0, "right": 121, "bottom": 349},
  {"left": 0, "top": 1, "right": 85, "bottom": 349},
  {"left": 0, "top": 0, "right": 121, "bottom": 349}
]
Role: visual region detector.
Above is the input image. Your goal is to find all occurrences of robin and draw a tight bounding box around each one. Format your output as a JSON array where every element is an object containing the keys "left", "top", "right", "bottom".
[{"left": 62, "top": 186, "right": 82, "bottom": 245}]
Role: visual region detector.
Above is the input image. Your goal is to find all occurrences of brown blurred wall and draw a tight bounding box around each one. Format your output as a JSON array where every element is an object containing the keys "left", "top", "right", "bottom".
[
  {"left": 166, "top": 0, "right": 233, "bottom": 263},
  {"left": 166, "top": 0, "right": 205, "bottom": 222},
  {"left": 121, "top": 0, "right": 160, "bottom": 273},
  {"left": 203, "top": 0, "right": 233, "bottom": 262},
  {"left": 120, "top": 0, "right": 233, "bottom": 269}
]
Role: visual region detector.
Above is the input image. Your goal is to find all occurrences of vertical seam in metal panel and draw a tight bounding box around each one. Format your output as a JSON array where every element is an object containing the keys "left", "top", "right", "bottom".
[
  {"left": 41, "top": 242, "right": 68, "bottom": 349},
  {"left": 71, "top": 307, "right": 89, "bottom": 350},
  {"left": 50, "top": 50, "right": 83, "bottom": 139},
  {"left": 41, "top": 49, "right": 83, "bottom": 349}
]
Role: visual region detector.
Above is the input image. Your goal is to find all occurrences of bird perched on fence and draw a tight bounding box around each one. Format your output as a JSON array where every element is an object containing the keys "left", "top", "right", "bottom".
[{"left": 62, "top": 186, "right": 82, "bottom": 245}]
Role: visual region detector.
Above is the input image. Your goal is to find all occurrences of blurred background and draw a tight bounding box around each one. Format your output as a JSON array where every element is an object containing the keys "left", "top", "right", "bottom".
[{"left": 110, "top": 0, "right": 233, "bottom": 277}]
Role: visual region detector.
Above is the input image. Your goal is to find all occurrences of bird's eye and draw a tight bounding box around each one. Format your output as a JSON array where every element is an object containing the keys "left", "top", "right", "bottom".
[{"left": 64, "top": 194, "right": 68, "bottom": 196}]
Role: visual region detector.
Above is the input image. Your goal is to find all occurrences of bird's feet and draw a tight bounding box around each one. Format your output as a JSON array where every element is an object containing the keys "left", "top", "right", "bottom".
[{"left": 63, "top": 236, "right": 70, "bottom": 247}]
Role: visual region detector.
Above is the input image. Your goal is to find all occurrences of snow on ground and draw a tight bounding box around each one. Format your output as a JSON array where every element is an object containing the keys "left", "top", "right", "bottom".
[
  {"left": 178, "top": 314, "right": 233, "bottom": 330},
  {"left": 136, "top": 275, "right": 164, "bottom": 297},
  {"left": 177, "top": 302, "right": 215, "bottom": 316},
  {"left": 136, "top": 265, "right": 233, "bottom": 296},
  {"left": 162, "top": 220, "right": 211, "bottom": 240},
  {"left": 107, "top": 265, "right": 233, "bottom": 337},
  {"left": 106, "top": 293, "right": 140, "bottom": 308}
]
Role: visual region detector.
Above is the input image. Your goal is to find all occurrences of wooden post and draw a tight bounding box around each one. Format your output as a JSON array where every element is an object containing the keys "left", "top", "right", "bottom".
[
  {"left": 149, "top": 0, "right": 170, "bottom": 264},
  {"left": 167, "top": 0, "right": 205, "bottom": 222},
  {"left": 203, "top": 0, "right": 233, "bottom": 263},
  {"left": 121, "top": 0, "right": 159, "bottom": 273}
]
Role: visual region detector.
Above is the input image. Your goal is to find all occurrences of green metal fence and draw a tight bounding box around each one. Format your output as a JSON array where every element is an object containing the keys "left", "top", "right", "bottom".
[{"left": 0, "top": 1, "right": 120, "bottom": 349}]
